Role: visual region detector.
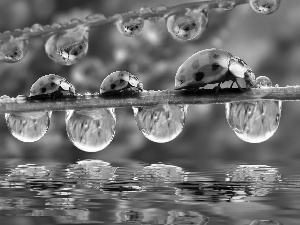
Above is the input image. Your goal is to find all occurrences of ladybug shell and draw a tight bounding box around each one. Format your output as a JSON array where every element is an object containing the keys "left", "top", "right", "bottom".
[
  {"left": 100, "top": 71, "right": 142, "bottom": 94},
  {"left": 29, "top": 74, "right": 75, "bottom": 97},
  {"left": 175, "top": 48, "right": 233, "bottom": 90}
]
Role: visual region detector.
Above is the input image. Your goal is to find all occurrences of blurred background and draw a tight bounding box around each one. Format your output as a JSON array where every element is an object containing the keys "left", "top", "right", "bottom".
[{"left": 0, "top": 0, "right": 299, "bottom": 170}]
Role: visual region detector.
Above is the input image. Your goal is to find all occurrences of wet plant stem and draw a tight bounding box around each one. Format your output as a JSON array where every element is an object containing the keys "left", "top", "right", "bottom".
[{"left": 1, "top": 86, "right": 299, "bottom": 114}]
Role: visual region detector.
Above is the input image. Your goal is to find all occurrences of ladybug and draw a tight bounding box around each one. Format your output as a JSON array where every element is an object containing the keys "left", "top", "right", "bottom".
[
  {"left": 175, "top": 48, "right": 256, "bottom": 91},
  {"left": 100, "top": 71, "right": 143, "bottom": 95},
  {"left": 57, "top": 41, "right": 87, "bottom": 62},
  {"left": 29, "top": 74, "right": 76, "bottom": 99}
]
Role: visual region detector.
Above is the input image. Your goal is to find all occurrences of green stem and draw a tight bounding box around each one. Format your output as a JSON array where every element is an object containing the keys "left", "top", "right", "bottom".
[{"left": 0, "top": 86, "right": 298, "bottom": 114}]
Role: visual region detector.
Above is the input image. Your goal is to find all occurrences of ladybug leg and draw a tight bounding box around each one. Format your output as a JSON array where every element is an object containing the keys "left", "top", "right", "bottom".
[
  {"left": 214, "top": 82, "right": 222, "bottom": 98},
  {"left": 230, "top": 81, "right": 235, "bottom": 89},
  {"left": 235, "top": 80, "right": 244, "bottom": 91}
]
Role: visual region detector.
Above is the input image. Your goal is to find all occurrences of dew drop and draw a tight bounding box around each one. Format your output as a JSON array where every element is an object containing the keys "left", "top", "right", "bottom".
[
  {"left": 5, "top": 111, "right": 52, "bottom": 142},
  {"left": 255, "top": 76, "right": 272, "bottom": 88},
  {"left": 225, "top": 100, "right": 282, "bottom": 143},
  {"left": 116, "top": 17, "right": 144, "bottom": 37},
  {"left": 250, "top": 0, "right": 281, "bottom": 15},
  {"left": 30, "top": 23, "right": 44, "bottom": 33},
  {"left": 16, "top": 95, "right": 27, "bottom": 103},
  {"left": 166, "top": 8, "right": 208, "bottom": 41},
  {"left": 65, "top": 108, "right": 116, "bottom": 152},
  {"left": 249, "top": 220, "right": 284, "bottom": 225},
  {"left": 0, "top": 95, "right": 11, "bottom": 103},
  {"left": 133, "top": 104, "right": 187, "bottom": 143},
  {"left": 0, "top": 35, "right": 29, "bottom": 63},
  {"left": 84, "top": 13, "right": 106, "bottom": 23},
  {"left": 44, "top": 26, "right": 89, "bottom": 66},
  {"left": 219, "top": 0, "right": 236, "bottom": 10}
]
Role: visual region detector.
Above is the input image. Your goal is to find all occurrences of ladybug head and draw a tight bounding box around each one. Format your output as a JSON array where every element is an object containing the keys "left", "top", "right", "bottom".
[{"left": 244, "top": 70, "right": 256, "bottom": 88}]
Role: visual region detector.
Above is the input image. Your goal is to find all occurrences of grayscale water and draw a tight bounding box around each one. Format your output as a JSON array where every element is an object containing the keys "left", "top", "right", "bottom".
[{"left": 0, "top": 159, "right": 299, "bottom": 224}]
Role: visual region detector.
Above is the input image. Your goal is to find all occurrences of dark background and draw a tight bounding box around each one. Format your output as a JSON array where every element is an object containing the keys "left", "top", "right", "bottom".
[{"left": 0, "top": 0, "right": 299, "bottom": 170}]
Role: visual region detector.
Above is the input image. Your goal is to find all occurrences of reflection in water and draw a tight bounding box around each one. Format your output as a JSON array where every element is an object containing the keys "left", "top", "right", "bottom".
[
  {"left": 249, "top": 220, "right": 284, "bottom": 225},
  {"left": 0, "top": 161, "right": 297, "bottom": 224},
  {"left": 226, "top": 165, "right": 281, "bottom": 196}
]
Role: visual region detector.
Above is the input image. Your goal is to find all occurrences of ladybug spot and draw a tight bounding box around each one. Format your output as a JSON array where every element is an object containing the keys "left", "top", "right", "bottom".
[
  {"left": 213, "top": 54, "right": 221, "bottom": 59},
  {"left": 180, "top": 68, "right": 185, "bottom": 74},
  {"left": 109, "top": 77, "right": 114, "bottom": 82},
  {"left": 191, "top": 60, "right": 200, "bottom": 69},
  {"left": 120, "top": 79, "right": 125, "bottom": 83},
  {"left": 211, "top": 63, "right": 220, "bottom": 71},
  {"left": 111, "top": 84, "right": 116, "bottom": 89},
  {"left": 41, "top": 87, "right": 47, "bottom": 93},
  {"left": 51, "top": 82, "right": 55, "bottom": 87},
  {"left": 179, "top": 75, "right": 185, "bottom": 84},
  {"left": 194, "top": 72, "right": 205, "bottom": 81},
  {"left": 73, "top": 51, "right": 78, "bottom": 56}
]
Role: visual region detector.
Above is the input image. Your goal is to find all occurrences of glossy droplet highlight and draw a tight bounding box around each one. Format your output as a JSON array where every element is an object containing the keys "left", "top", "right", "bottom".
[
  {"left": 133, "top": 104, "right": 187, "bottom": 143},
  {"left": 249, "top": 220, "right": 284, "bottom": 225},
  {"left": 66, "top": 108, "right": 116, "bottom": 152},
  {"left": 5, "top": 111, "right": 51, "bottom": 142},
  {"left": 116, "top": 17, "right": 144, "bottom": 37},
  {"left": 0, "top": 36, "right": 29, "bottom": 63},
  {"left": 225, "top": 100, "right": 282, "bottom": 143},
  {"left": 45, "top": 26, "right": 89, "bottom": 65},
  {"left": 250, "top": 0, "right": 281, "bottom": 15},
  {"left": 256, "top": 76, "right": 272, "bottom": 88},
  {"left": 166, "top": 8, "right": 208, "bottom": 41}
]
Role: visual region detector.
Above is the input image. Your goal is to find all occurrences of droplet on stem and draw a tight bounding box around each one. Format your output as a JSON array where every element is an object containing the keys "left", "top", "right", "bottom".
[
  {"left": 225, "top": 100, "right": 282, "bottom": 143},
  {"left": 0, "top": 35, "right": 29, "bottom": 63},
  {"left": 165, "top": 7, "right": 208, "bottom": 41},
  {"left": 5, "top": 111, "right": 52, "bottom": 142},
  {"left": 255, "top": 76, "right": 272, "bottom": 88},
  {"left": 250, "top": 0, "right": 281, "bottom": 15},
  {"left": 116, "top": 17, "right": 144, "bottom": 37},
  {"left": 65, "top": 108, "right": 116, "bottom": 152},
  {"left": 249, "top": 220, "right": 284, "bottom": 225},
  {"left": 133, "top": 104, "right": 187, "bottom": 143},
  {"left": 44, "top": 26, "right": 89, "bottom": 66}
]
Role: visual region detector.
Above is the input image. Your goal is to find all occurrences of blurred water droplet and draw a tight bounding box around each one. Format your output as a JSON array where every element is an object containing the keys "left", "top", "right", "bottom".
[
  {"left": 84, "top": 92, "right": 92, "bottom": 99},
  {"left": 45, "top": 26, "right": 89, "bottom": 65},
  {"left": 7, "top": 164, "right": 50, "bottom": 180},
  {"left": 0, "top": 36, "right": 29, "bottom": 63},
  {"left": 116, "top": 17, "right": 144, "bottom": 37},
  {"left": 16, "top": 95, "right": 27, "bottom": 103},
  {"left": 250, "top": 0, "right": 281, "bottom": 15},
  {"left": 140, "top": 6, "right": 152, "bottom": 15},
  {"left": 65, "top": 108, "right": 116, "bottom": 152},
  {"left": 225, "top": 100, "right": 282, "bottom": 143},
  {"left": 256, "top": 76, "right": 272, "bottom": 88},
  {"left": 30, "top": 23, "right": 44, "bottom": 32},
  {"left": 219, "top": 0, "right": 235, "bottom": 10},
  {"left": 51, "top": 22, "right": 62, "bottom": 29},
  {"left": 249, "top": 220, "right": 284, "bottom": 225},
  {"left": 133, "top": 104, "right": 187, "bottom": 143},
  {"left": 84, "top": 13, "right": 106, "bottom": 23},
  {"left": 166, "top": 8, "right": 208, "bottom": 41},
  {"left": 69, "top": 18, "right": 82, "bottom": 25},
  {"left": 5, "top": 111, "right": 51, "bottom": 142},
  {"left": 0, "top": 95, "right": 11, "bottom": 103}
]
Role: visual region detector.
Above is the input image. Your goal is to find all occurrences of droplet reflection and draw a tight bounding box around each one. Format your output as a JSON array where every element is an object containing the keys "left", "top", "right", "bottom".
[
  {"left": 133, "top": 104, "right": 187, "bottom": 143},
  {"left": 116, "top": 17, "right": 144, "bottom": 37},
  {"left": 249, "top": 220, "right": 284, "bottom": 225},
  {"left": 250, "top": 0, "right": 281, "bottom": 15},
  {"left": 45, "top": 26, "right": 89, "bottom": 65},
  {"left": 65, "top": 109, "right": 116, "bottom": 152},
  {"left": 5, "top": 111, "right": 51, "bottom": 142},
  {"left": 0, "top": 35, "right": 29, "bottom": 63}
]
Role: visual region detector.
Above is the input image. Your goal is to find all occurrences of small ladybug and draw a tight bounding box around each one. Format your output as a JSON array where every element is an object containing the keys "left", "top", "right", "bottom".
[
  {"left": 175, "top": 48, "right": 256, "bottom": 91},
  {"left": 100, "top": 71, "right": 143, "bottom": 95},
  {"left": 29, "top": 74, "right": 76, "bottom": 99}
]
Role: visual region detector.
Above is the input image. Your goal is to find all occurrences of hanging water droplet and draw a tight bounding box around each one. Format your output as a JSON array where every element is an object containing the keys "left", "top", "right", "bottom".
[
  {"left": 166, "top": 7, "right": 208, "bottom": 41},
  {"left": 65, "top": 108, "right": 116, "bottom": 152},
  {"left": 44, "top": 26, "right": 89, "bottom": 66},
  {"left": 133, "top": 104, "right": 187, "bottom": 143},
  {"left": 219, "top": 0, "right": 236, "bottom": 10},
  {"left": 0, "top": 35, "right": 29, "bottom": 63},
  {"left": 225, "top": 100, "right": 282, "bottom": 143},
  {"left": 51, "top": 22, "right": 62, "bottom": 29},
  {"left": 249, "top": 220, "right": 284, "bottom": 225},
  {"left": 116, "top": 17, "right": 144, "bottom": 37},
  {"left": 5, "top": 111, "right": 51, "bottom": 142},
  {"left": 30, "top": 23, "right": 44, "bottom": 32},
  {"left": 250, "top": 0, "right": 281, "bottom": 15},
  {"left": 255, "top": 76, "right": 272, "bottom": 88}
]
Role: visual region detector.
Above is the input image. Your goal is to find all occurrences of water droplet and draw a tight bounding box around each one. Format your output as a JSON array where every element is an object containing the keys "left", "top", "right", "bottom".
[
  {"left": 219, "top": 0, "right": 236, "bottom": 10},
  {"left": 30, "top": 23, "right": 44, "bottom": 32},
  {"left": 225, "top": 100, "right": 282, "bottom": 143},
  {"left": 44, "top": 26, "right": 89, "bottom": 65},
  {"left": 133, "top": 104, "right": 187, "bottom": 143},
  {"left": 84, "top": 92, "right": 92, "bottom": 99},
  {"left": 16, "top": 95, "right": 27, "bottom": 103},
  {"left": 51, "top": 22, "right": 62, "bottom": 29},
  {"left": 249, "top": 220, "right": 284, "bottom": 225},
  {"left": 0, "top": 95, "right": 11, "bottom": 103},
  {"left": 166, "top": 8, "right": 208, "bottom": 41},
  {"left": 250, "top": 0, "right": 281, "bottom": 15},
  {"left": 0, "top": 36, "right": 29, "bottom": 63},
  {"left": 256, "top": 76, "right": 272, "bottom": 88},
  {"left": 5, "top": 111, "right": 52, "bottom": 142},
  {"left": 140, "top": 6, "right": 152, "bottom": 15},
  {"left": 69, "top": 18, "right": 82, "bottom": 25},
  {"left": 84, "top": 13, "right": 106, "bottom": 23},
  {"left": 65, "top": 108, "right": 116, "bottom": 152},
  {"left": 116, "top": 17, "right": 144, "bottom": 37},
  {"left": 30, "top": 74, "right": 76, "bottom": 98},
  {"left": 7, "top": 164, "right": 50, "bottom": 180}
]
